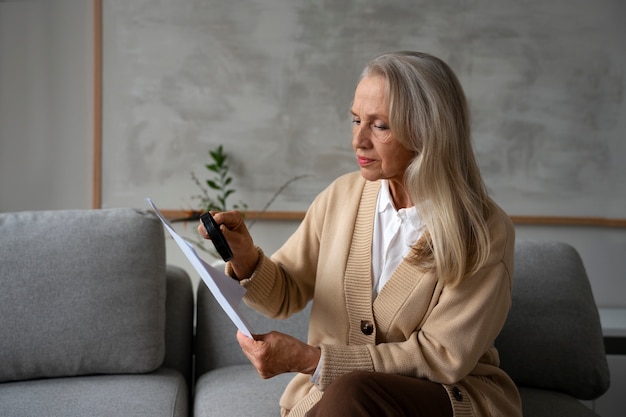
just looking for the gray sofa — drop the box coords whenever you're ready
[0,208,193,417]
[193,240,611,417]
[0,208,610,417]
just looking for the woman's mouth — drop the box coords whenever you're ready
[357,156,375,166]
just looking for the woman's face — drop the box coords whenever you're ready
[351,75,414,188]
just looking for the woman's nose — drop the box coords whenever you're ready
[352,125,370,148]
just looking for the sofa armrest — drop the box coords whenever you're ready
[163,265,194,388]
[495,240,610,400]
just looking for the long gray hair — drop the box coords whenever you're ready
[363,51,494,285]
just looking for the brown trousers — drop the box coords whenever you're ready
[305,371,453,417]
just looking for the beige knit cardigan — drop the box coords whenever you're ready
[239,172,522,417]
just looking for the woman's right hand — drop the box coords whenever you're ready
[197,210,259,280]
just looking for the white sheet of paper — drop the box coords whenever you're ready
[146,198,254,338]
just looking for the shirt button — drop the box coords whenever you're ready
[360,320,374,335]
[452,386,463,402]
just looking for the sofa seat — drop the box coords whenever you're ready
[518,387,600,417]
[195,371,603,417]
[0,368,188,417]
[194,364,292,417]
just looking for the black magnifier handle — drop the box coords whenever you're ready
[200,212,234,262]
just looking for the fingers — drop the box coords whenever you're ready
[237,331,271,379]
[212,210,246,231]
[236,329,256,345]
[198,210,258,279]
[236,330,277,379]
[197,223,209,239]
[197,210,246,240]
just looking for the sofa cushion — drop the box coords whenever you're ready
[0,368,187,417]
[0,208,166,383]
[194,364,292,417]
[495,240,610,400]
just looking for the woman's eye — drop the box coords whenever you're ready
[351,118,361,126]
[374,124,389,131]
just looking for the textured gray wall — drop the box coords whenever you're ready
[102,0,626,218]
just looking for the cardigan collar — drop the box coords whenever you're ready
[343,180,431,344]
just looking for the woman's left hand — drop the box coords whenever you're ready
[236,330,321,379]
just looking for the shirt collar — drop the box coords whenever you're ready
[378,180,395,213]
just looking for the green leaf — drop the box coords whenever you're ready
[206,180,220,190]
[211,145,226,165]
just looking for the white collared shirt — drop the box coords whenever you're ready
[371,180,425,300]
[312,180,425,384]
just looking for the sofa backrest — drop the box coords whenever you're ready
[0,208,167,383]
[495,240,610,400]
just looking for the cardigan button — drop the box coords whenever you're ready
[452,386,463,401]
[360,320,374,335]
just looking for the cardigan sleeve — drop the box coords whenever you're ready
[238,214,321,319]
[239,172,366,319]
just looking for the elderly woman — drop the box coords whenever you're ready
[199,51,522,417]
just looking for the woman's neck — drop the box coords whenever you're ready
[387,180,413,209]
